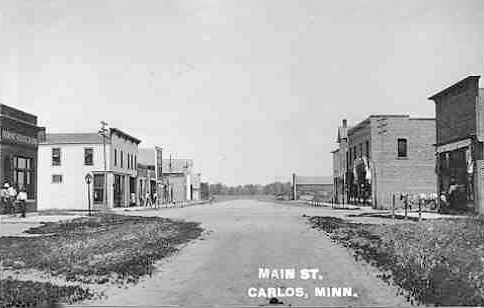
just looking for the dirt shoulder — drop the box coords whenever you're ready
[0,213,203,307]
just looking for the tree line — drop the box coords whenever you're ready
[209,182,293,196]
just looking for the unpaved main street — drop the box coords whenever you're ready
[89,200,411,307]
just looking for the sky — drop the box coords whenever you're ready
[1,0,484,186]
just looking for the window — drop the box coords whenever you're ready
[359,143,363,158]
[52,174,63,183]
[114,149,117,166]
[52,148,61,166]
[131,155,134,170]
[397,138,408,158]
[353,146,357,160]
[13,156,34,197]
[127,153,130,169]
[120,151,124,168]
[84,148,93,165]
[134,155,137,170]
[366,140,370,158]
[93,174,105,204]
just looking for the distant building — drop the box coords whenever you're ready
[0,104,45,212]
[38,128,141,210]
[191,173,202,201]
[292,174,333,201]
[200,182,210,200]
[162,158,194,203]
[331,119,350,204]
[429,76,484,214]
[346,115,436,209]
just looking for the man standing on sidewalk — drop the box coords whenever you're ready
[1,183,10,214]
[16,187,28,218]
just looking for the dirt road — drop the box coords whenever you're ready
[89,200,411,307]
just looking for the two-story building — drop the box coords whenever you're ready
[429,75,484,214]
[331,119,350,204]
[347,115,436,209]
[37,128,141,210]
[162,158,194,203]
[0,104,45,212]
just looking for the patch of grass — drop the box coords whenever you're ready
[309,216,484,306]
[0,213,203,305]
[0,278,94,307]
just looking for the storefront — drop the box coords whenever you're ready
[435,138,476,213]
[0,104,45,212]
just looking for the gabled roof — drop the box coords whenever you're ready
[42,133,106,145]
[295,176,332,185]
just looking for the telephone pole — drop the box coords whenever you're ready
[98,121,109,205]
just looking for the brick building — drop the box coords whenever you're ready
[331,119,350,204]
[429,75,484,214]
[347,115,436,209]
[0,104,45,212]
[292,174,333,201]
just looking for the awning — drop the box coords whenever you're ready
[436,138,471,153]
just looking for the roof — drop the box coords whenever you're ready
[428,76,480,101]
[295,176,332,185]
[348,114,413,135]
[42,133,105,145]
[110,128,141,145]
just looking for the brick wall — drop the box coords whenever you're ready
[370,117,436,208]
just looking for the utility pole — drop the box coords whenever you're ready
[99,121,109,205]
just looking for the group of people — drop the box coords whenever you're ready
[0,182,28,217]
[143,191,160,208]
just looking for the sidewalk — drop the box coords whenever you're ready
[0,212,85,237]
[112,200,207,212]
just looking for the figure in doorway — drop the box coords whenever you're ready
[145,191,153,208]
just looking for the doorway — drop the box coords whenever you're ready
[114,174,124,207]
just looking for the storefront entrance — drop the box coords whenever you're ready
[114,174,124,207]
[437,146,474,213]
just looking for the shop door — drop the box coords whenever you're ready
[114,175,123,207]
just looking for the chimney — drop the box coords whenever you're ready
[342,119,347,128]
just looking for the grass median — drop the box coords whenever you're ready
[309,216,484,306]
[0,213,203,307]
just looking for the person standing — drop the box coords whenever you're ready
[7,184,17,216]
[1,183,10,214]
[16,186,28,218]
[145,191,152,207]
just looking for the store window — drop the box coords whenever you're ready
[52,174,63,183]
[397,138,408,158]
[52,148,61,166]
[93,174,105,204]
[366,140,370,158]
[13,156,34,197]
[84,148,93,166]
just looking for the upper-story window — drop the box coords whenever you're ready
[120,150,124,168]
[84,148,93,165]
[52,148,61,166]
[114,149,117,166]
[134,155,137,170]
[127,153,130,169]
[366,140,370,158]
[131,155,134,170]
[397,138,408,158]
[359,143,363,158]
